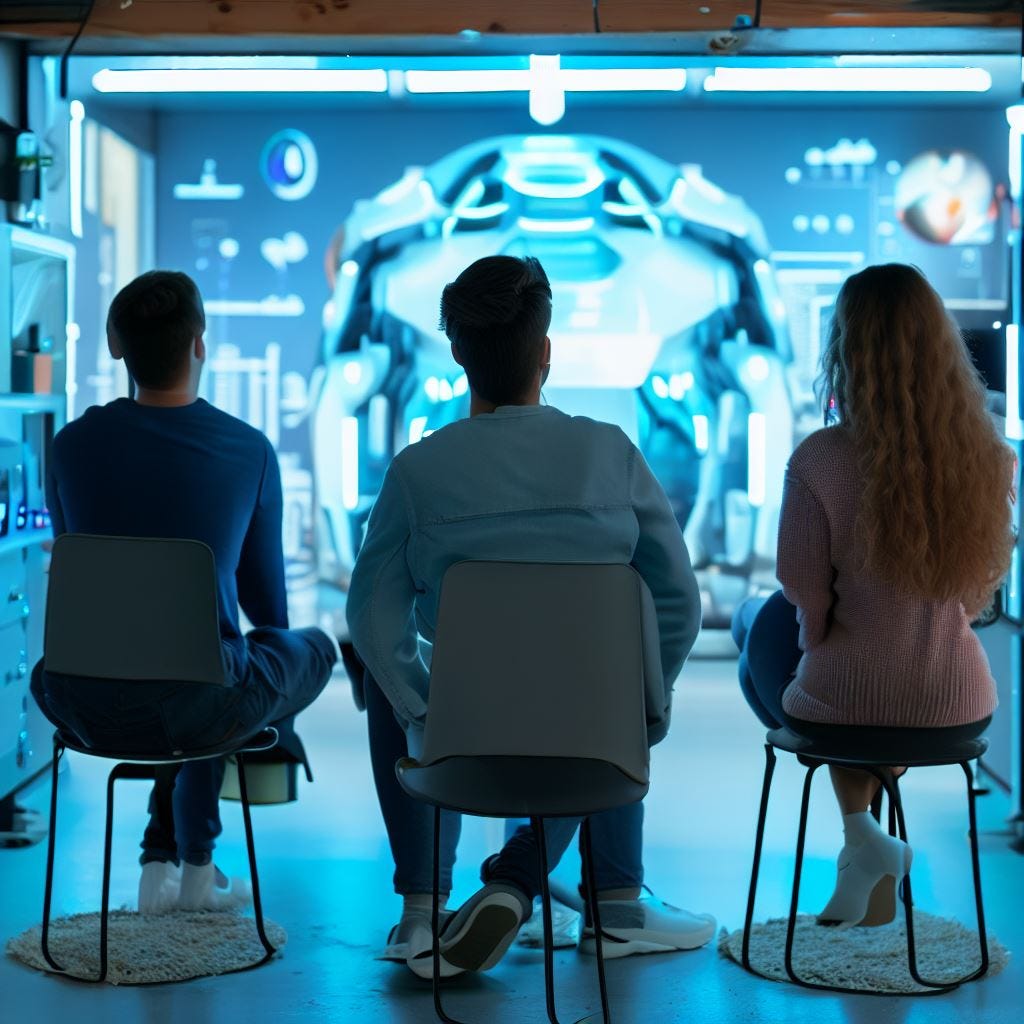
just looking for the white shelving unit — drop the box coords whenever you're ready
[0,224,73,806]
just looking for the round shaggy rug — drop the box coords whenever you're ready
[6,910,287,985]
[719,911,1008,993]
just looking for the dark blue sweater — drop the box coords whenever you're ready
[46,398,287,676]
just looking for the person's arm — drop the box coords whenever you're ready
[346,462,429,740]
[236,440,289,629]
[629,445,702,743]
[776,471,833,649]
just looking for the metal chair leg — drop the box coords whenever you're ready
[580,817,611,1024]
[431,804,463,1024]
[532,816,562,1024]
[95,764,122,983]
[869,787,884,825]
[782,762,818,985]
[235,752,276,965]
[40,739,64,974]
[741,743,776,973]
[961,760,990,982]
[874,768,958,993]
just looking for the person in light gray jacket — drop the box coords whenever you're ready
[347,255,711,978]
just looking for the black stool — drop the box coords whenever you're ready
[41,726,279,983]
[742,726,989,995]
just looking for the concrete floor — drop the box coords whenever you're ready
[1,659,1021,1023]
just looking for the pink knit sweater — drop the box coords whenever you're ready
[778,426,997,727]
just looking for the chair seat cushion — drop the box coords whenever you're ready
[396,755,649,818]
[767,726,988,767]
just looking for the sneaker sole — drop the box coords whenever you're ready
[406,949,467,980]
[441,897,522,972]
[579,929,715,959]
[517,932,578,950]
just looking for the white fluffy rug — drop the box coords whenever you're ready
[6,910,287,984]
[720,911,1008,993]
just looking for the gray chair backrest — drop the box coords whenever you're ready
[421,562,660,783]
[44,534,228,686]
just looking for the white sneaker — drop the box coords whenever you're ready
[516,897,581,949]
[439,884,529,972]
[178,863,252,912]
[138,861,182,915]
[378,914,466,980]
[579,893,716,958]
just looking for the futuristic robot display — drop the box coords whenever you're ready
[312,135,795,625]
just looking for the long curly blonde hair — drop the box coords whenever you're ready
[821,263,1015,611]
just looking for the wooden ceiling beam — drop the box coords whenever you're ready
[600,2,1020,31]
[0,1,592,38]
[0,0,1017,40]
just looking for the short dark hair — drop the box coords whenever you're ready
[107,270,205,389]
[439,256,552,405]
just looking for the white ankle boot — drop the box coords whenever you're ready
[178,863,252,912]
[818,815,913,928]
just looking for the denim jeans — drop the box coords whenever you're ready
[365,669,644,899]
[32,625,337,866]
[731,590,801,729]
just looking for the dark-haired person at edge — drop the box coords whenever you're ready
[347,255,715,979]
[31,271,338,914]
[732,263,1013,928]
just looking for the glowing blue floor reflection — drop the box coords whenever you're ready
[2,659,1022,1023]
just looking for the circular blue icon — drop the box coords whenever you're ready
[261,129,318,201]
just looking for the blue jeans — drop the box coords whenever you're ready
[365,669,644,899]
[731,591,802,729]
[501,806,644,895]
[32,625,336,866]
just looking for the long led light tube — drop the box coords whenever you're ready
[1006,325,1022,441]
[92,68,389,93]
[704,66,991,93]
[69,100,84,239]
[405,67,687,94]
[341,417,360,510]
[747,413,767,507]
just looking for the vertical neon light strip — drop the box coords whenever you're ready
[341,416,359,509]
[692,415,709,453]
[69,100,85,238]
[66,322,80,421]
[747,413,767,507]
[1008,325,1023,440]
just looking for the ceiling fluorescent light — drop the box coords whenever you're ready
[405,66,686,95]
[404,69,530,94]
[560,68,687,92]
[92,68,389,93]
[704,66,992,93]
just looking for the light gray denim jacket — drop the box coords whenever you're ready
[346,404,702,754]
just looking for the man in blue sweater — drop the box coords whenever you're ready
[348,255,713,978]
[32,271,337,913]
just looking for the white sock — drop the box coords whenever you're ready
[402,894,448,920]
[842,811,884,845]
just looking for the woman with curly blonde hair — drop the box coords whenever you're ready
[733,262,1015,928]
